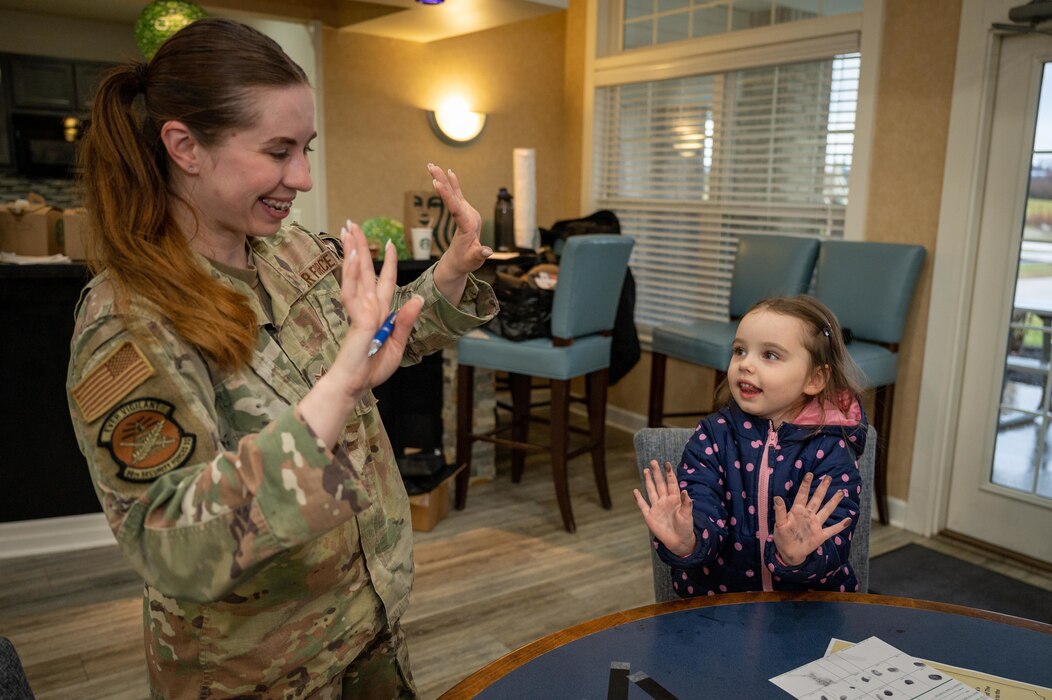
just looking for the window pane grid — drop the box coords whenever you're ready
[621,0,863,50]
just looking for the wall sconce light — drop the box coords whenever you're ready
[427,97,486,146]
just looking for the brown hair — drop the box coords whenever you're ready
[715,294,865,417]
[78,17,309,368]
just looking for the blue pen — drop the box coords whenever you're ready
[368,311,397,357]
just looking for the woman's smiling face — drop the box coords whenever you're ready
[189,84,315,243]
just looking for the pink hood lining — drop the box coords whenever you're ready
[791,390,861,427]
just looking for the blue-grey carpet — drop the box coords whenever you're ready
[869,544,1052,624]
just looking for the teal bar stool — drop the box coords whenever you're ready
[647,234,821,427]
[455,235,635,533]
[813,239,925,525]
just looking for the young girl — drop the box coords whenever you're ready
[634,295,868,596]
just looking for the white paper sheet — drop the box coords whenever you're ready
[770,636,988,699]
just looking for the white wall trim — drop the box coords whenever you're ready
[0,513,113,560]
[309,19,329,232]
[843,0,884,243]
[579,0,599,216]
[905,0,1010,536]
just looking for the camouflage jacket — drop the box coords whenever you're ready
[66,224,496,698]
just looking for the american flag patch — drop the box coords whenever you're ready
[72,341,156,423]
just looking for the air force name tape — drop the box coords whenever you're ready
[299,250,340,289]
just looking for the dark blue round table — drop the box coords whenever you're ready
[439,592,1052,699]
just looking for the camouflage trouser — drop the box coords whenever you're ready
[310,622,417,700]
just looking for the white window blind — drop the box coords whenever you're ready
[593,53,859,331]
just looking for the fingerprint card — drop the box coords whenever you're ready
[769,636,987,699]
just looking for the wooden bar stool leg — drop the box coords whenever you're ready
[587,368,612,509]
[455,364,475,510]
[648,352,667,427]
[550,379,575,533]
[509,372,531,483]
[873,383,894,525]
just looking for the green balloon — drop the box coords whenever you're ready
[361,217,411,261]
[134,0,207,60]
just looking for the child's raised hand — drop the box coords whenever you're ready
[633,460,697,557]
[772,472,852,566]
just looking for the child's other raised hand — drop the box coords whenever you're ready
[633,460,696,557]
[772,472,852,566]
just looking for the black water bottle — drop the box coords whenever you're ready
[494,187,515,251]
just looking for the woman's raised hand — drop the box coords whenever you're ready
[772,472,852,566]
[333,222,423,393]
[633,460,697,557]
[298,222,423,449]
[428,163,490,303]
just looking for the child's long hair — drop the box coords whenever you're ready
[715,294,865,416]
[78,18,309,369]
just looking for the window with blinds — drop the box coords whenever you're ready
[593,53,860,331]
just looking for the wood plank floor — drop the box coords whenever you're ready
[2,417,1051,699]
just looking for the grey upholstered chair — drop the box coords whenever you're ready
[633,425,876,603]
[0,636,33,700]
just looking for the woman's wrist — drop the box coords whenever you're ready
[298,372,363,449]
[433,254,469,305]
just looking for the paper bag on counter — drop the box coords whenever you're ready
[61,208,95,261]
[403,190,455,255]
[0,193,63,256]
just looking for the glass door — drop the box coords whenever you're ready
[946,32,1052,563]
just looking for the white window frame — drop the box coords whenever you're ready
[578,0,884,341]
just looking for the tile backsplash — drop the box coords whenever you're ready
[0,175,83,209]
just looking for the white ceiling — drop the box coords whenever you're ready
[0,0,567,42]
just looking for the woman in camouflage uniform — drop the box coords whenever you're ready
[66,18,495,699]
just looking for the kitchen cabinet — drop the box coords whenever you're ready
[7,55,114,113]
[0,263,99,522]
[11,56,77,110]
[74,61,110,111]
[0,55,11,167]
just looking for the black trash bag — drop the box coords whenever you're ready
[486,266,556,342]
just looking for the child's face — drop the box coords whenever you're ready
[727,309,827,426]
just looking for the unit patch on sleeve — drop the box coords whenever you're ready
[72,340,156,423]
[97,398,196,482]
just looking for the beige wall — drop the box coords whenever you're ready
[0,9,137,61]
[321,12,570,237]
[862,0,962,501]
[606,0,965,506]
